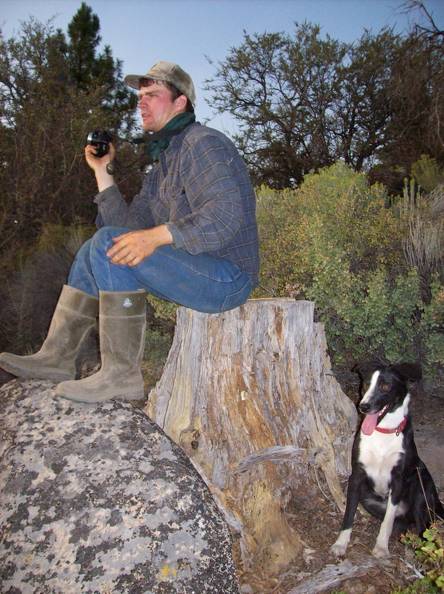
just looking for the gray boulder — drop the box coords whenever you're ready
[0,380,239,594]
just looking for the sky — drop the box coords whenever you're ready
[1,0,443,134]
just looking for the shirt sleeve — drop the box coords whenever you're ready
[166,134,244,254]
[94,183,155,230]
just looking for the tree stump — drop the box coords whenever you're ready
[145,299,358,577]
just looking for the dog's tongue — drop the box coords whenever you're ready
[361,413,379,435]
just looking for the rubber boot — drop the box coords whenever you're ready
[55,290,147,403]
[0,285,98,381]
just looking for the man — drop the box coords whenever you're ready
[0,61,259,404]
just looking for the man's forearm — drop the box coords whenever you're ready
[95,168,115,192]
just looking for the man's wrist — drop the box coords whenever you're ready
[95,167,114,192]
[154,224,174,247]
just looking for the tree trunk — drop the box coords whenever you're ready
[145,298,357,577]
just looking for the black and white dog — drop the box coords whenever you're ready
[331,363,444,559]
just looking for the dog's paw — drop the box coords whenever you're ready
[372,544,390,559]
[330,529,351,557]
[330,543,347,557]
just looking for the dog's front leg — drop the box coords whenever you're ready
[330,471,362,557]
[372,489,398,558]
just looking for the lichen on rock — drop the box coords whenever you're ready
[0,380,239,593]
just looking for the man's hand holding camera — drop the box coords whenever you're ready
[85,132,116,192]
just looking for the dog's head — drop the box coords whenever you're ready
[358,363,421,434]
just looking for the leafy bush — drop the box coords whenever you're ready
[142,329,174,391]
[394,523,444,593]
[255,162,444,372]
[411,155,444,193]
[0,222,95,353]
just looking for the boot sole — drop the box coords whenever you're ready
[56,388,145,404]
[0,361,74,382]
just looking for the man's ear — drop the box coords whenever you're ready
[175,94,188,112]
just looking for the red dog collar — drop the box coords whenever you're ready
[375,417,408,436]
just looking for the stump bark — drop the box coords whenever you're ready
[145,298,357,577]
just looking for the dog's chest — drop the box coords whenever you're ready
[358,433,404,496]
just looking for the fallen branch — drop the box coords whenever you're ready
[287,557,379,594]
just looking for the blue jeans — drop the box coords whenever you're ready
[68,226,253,313]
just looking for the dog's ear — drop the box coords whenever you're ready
[352,358,386,379]
[392,362,422,382]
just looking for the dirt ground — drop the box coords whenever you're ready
[235,376,444,594]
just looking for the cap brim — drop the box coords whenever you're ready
[124,72,196,106]
[124,73,165,90]
[124,74,144,89]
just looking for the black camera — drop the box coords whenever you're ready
[87,130,112,158]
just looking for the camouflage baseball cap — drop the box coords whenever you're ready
[124,61,196,106]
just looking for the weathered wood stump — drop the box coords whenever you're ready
[145,299,358,577]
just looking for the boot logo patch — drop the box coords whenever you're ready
[123,298,133,308]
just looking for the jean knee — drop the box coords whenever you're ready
[90,226,127,255]
[90,227,112,254]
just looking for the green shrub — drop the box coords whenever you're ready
[146,294,178,326]
[142,329,174,390]
[0,222,95,352]
[393,523,444,593]
[411,155,444,193]
[255,162,444,372]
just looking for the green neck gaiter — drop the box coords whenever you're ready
[145,112,196,162]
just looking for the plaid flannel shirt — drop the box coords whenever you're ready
[94,122,259,286]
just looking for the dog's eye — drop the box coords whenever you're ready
[380,382,391,392]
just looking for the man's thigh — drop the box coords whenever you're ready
[132,244,253,313]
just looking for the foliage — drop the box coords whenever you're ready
[411,155,444,193]
[401,180,444,306]
[255,162,444,371]
[206,20,444,192]
[206,24,391,188]
[256,162,403,298]
[142,329,173,391]
[0,222,95,353]
[145,294,178,328]
[393,522,444,593]
[376,22,444,190]
[0,5,140,249]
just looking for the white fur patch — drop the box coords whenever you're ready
[360,370,380,405]
[359,395,410,496]
[330,528,352,557]
[373,495,398,558]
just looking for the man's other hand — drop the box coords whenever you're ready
[107,226,173,267]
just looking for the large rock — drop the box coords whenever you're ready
[0,380,239,594]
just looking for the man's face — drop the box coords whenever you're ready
[137,80,184,132]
